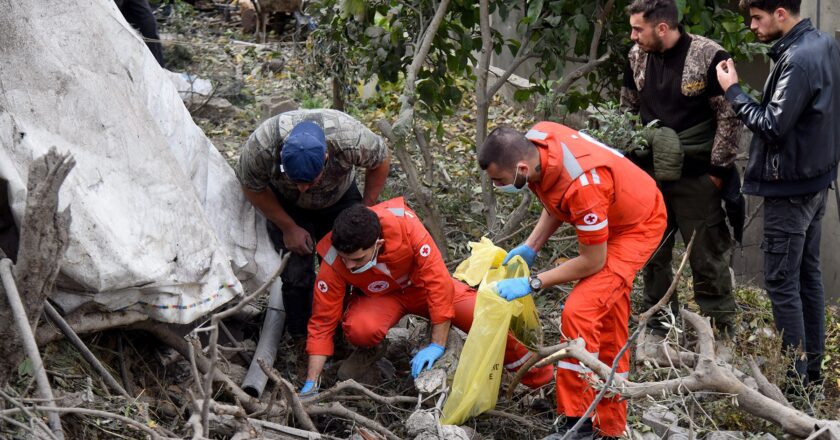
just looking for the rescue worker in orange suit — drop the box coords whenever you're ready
[479,124,667,439]
[298,198,554,395]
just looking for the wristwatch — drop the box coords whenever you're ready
[528,274,543,292]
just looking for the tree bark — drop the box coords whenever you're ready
[380,0,452,259]
[0,148,74,387]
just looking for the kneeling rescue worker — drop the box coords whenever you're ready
[479,124,667,438]
[299,198,554,394]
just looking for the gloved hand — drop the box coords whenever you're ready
[410,343,445,378]
[496,277,531,301]
[299,379,319,396]
[503,244,537,268]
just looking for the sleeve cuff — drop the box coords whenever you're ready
[306,338,334,357]
[708,165,731,178]
[724,83,745,103]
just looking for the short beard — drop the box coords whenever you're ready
[759,28,784,42]
[648,34,665,53]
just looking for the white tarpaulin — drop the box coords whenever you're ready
[0,0,281,323]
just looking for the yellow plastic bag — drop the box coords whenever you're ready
[440,282,521,425]
[441,239,544,425]
[453,237,506,286]
[453,238,543,350]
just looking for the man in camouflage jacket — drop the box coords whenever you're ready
[237,109,390,337]
[621,0,742,337]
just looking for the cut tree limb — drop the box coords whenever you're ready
[37,310,150,346]
[13,148,75,329]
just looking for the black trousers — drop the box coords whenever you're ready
[762,189,828,385]
[266,183,363,337]
[118,0,165,67]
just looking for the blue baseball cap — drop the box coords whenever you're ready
[279,121,327,183]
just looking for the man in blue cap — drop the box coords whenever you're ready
[237,109,391,338]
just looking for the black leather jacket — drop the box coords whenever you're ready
[725,19,840,197]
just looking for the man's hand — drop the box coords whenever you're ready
[503,244,537,268]
[410,343,445,377]
[715,59,739,93]
[283,224,314,255]
[299,379,319,396]
[496,277,531,301]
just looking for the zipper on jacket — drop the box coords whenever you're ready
[770,153,780,180]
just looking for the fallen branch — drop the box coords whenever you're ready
[37,310,150,346]
[0,259,63,439]
[484,409,535,426]
[43,302,130,399]
[747,356,790,407]
[258,359,317,432]
[131,320,284,417]
[0,388,58,440]
[552,310,837,438]
[0,406,163,440]
[302,378,417,407]
[200,253,290,436]
[306,402,399,440]
[248,418,340,439]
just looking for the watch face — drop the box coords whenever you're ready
[529,277,541,290]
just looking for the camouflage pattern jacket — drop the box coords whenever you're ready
[236,109,388,209]
[620,33,741,176]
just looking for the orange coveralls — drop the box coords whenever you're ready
[306,197,552,386]
[526,123,667,436]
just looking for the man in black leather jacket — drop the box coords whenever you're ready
[716,0,840,394]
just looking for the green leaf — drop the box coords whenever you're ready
[513,88,533,102]
[722,21,740,33]
[527,0,545,24]
[18,357,33,378]
[572,14,589,32]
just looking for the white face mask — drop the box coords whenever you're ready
[495,167,528,193]
[350,243,380,274]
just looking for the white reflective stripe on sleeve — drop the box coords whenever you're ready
[557,360,591,373]
[579,174,590,186]
[590,169,601,184]
[387,207,405,217]
[324,246,338,265]
[504,351,534,370]
[525,129,548,140]
[576,219,608,231]
[561,142,584,179]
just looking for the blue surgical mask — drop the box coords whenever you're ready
[350,243,380,274]
[496,167,528,193]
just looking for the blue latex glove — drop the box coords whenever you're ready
[299,379,318,396]
[496,277,531,301]
[410,343,445,378]
[503,244,537,268]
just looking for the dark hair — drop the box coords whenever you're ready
[627,0,679,28]
[332,204,381,253]
[739,0,800,14]
[477,126,535,170]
